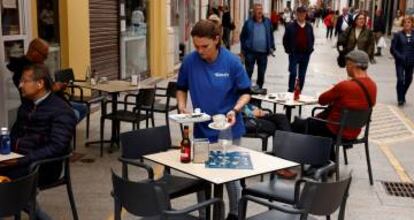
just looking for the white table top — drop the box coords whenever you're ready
[0,152,23,162]
[144,146,298,185]
[252,92,318,107]
[74,77,162,93]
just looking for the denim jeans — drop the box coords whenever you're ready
[245,52,268,88]
[395,63,414,102]
[288,53,311,92]
[70,101,88,123]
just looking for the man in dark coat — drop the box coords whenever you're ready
[0,64,77,186]
[283,6,315,92]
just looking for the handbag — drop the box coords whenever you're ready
[337,52,347,68]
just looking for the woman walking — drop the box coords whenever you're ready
[337,13,375,63]
[390,16,414,106]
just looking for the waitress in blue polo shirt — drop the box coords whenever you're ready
[176,20,251,220]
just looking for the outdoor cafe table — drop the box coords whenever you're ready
[0,152,23,162]
[252,92,318,121]
[74,78,162,150]
[143,145,298,220]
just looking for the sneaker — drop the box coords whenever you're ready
[276,169,298,179]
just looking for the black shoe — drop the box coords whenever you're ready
[398,101,405,106]
[374,52,382,56]
[226,214,238,220]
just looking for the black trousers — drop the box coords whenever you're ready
[247,113,291,136]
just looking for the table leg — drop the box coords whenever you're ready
[107,93,120,153]
[285,106,294,122]
[213,184,224,220]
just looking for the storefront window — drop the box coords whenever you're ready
[1,0,22,36]
[121,0,149,79]
[37,0,60,76]
[3,39,24,62]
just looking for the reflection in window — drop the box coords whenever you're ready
[125,0,147,36]
[1,0,21,35]
[4,40,24,62]
[37,0,60,43]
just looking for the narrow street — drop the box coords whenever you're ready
[35,25,414,220]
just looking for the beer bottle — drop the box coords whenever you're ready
[180,126,191,163]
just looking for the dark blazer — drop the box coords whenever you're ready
[390,30,414,66]
[338,27,375,60]
[11,93,77,166]
[335,14,353,35]
[283,21,315,54]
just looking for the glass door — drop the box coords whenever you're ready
[0,0,30,127]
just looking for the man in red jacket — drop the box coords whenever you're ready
[293,50,377,156]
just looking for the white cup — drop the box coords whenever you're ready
[194,108,201,114]
[100,76,108,83]
[276,93,286,100]
[212,114,226,128]
[131,75,138,86]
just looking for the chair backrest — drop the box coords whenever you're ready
[120,126,172,159]
[297,174,352,217]
[166,81,177,98]
[136,88,156,109]
[112,170,170,217]
[273,131,332,166]
[340,108,372,129]
[55,68,75,83]
[0,169,38,217]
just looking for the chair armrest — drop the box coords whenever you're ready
[262,108,273,114]
[118,157,154,179]
[313,161,336,181]
[29,154,71,172]
[311,106,327,117]
[241,195,306,215]
[67,84,85,99]
[308,117,340,126]
[163,198,224,217]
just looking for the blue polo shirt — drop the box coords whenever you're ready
[177,47,251,142]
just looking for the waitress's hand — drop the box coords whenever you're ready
[226,110,237,126]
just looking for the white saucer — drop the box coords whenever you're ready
[208,122,231,130]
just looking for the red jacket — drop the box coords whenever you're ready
[324,14,334,27]
[318,76,377,140]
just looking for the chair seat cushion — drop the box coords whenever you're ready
[142,214,198,220]
[243,179,296,204]
[158,174,209,199]
[104,110,150,122]
[142,103,177,112]
[247,210,301,220]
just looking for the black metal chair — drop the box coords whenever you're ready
[54,68,106,140]
[0,168,38,220]
[141,81,179,127]
[112,170,224,220]
[311,106,374,185]
[239,174,352,220]
[242,131,335,206]
[100,88,156,157]
[119,126,212,218]
[29,153,79,220]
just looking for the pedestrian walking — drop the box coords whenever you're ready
[336,7,353,36]
[374,9,386,56]
[222,5,233,49]
[390,16,414,106]
[324,10,335,39]
[337,13,375,64]
[392,10,404,34]
[283,6,315,92]
[240,3,275,88]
